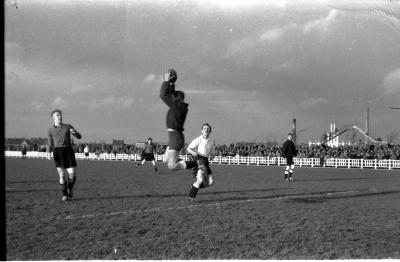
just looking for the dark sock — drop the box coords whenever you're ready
[154,166,158,172]
[60,183,68,196]
[67,177,76,191]
[185,160,198,169]
[189,185,199,198]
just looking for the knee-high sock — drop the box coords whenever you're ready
[68,176,76,191]
[285,166,290,178]
[60,183,68,196]
[289,164,294,177]
[189,185,199,198]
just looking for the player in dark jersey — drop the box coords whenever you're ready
[46,109,82,201]
[282,133,297,181]
[21,144,27,159]
[136,138,158,172]
[160,69,197,172]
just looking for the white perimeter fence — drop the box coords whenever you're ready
[5,151,400,170]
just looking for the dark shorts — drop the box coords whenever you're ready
[143,152,155,161]
[84,152,89,157]
[53,147,77,168]
[168,130,184,151]
[197,155,212,175]
[286,156,294,166]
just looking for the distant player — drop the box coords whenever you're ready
[160,68,197,172]
[136,138,158,172]
[46,109,82,201]
[187,123,215,200]
[84,145,90,160]
[21,144,27,159]
[282,133,297,181]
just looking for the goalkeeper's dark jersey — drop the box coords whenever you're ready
[282,139,297,158]
[160,81,188,132]
[47,123,81,150]
[143,143,156,154]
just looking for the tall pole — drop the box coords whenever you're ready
[365,104,370,144]
[292,118,296,144]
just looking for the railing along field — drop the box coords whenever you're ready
[5,151,400,170]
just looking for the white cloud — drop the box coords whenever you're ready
[276,60,295,71]
[303,9,339,34]
[259,28,283,41]
[89,96,116,109]
[224,22,297,62]
[119,98,135,109]
[226,27,284,59]
[71,84,93,93]
[5,42,23,59]
[142,73,164,93]
[88,95,135,110]
[299,97,329,110]
[383,68,400,95]
[28,100,44,111]
[143,74,157,84]
[5,57,32,87]
[193,0,288,11]
[51,96,68,109]
[225,38,255,59]
[185,88,223,95]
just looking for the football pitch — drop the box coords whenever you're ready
[5,158,400,259]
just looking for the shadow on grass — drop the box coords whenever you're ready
[6,189,59,193]
[198,189,400,204]
[287,189,400,203]
[73,187,294,201]
[6,188,90,193]
[60,188,400,204]
[296,177,377,182]
[6,180,55,184]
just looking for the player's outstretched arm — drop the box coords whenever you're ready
[160,80,175,108]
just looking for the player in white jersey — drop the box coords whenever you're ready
[83,145,90,160]
[187,123,215,200]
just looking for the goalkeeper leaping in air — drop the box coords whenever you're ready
[160,68,197,172]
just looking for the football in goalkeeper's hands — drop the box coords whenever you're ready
[168,68,177,83]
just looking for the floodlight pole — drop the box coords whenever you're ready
[292,118,296,144]
[365,104,369,144]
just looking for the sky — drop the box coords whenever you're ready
[5,0,400,145]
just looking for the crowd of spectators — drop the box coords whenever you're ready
[79,142,400,160]
[296,143,400,160]
[8,140,400,160]
[213,143,400,160]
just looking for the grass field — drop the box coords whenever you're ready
[5,158,400,259]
